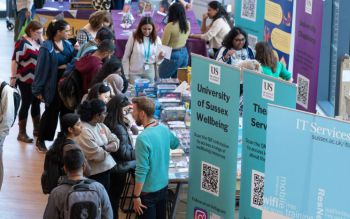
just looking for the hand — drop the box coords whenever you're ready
[105,143,117,152]
[202,13,208,21]
[74,42,80,50]
[158,51,165,60]
[133,197,147,215]
[9,78,16,87]
[36,95,44,102]
[185,3,192,10]
[25,10,31,19]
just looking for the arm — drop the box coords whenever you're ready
[161,23,171,46]
[199,19,223,42]
[0,86,15,134]
[169,129,180,150]
[77,128,109,162]
[114,125,135,161]
[156,37,164,62]
[102,124,120,152]
[98,184,114,219]
[279,62,292,82]
[43,193,60,219]
[32,47,50,99]
[201,13,209,33]
[122,35,134,79]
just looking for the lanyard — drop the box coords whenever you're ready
[143,38,151,63]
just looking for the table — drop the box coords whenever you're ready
[111,9,208,60]
[34,2,95,37]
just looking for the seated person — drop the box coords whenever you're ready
[43,149,113,219]
[255,42,292,82]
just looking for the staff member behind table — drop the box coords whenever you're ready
[189,1,232,57]
[32,19,75,153]
[215,27,255,65]
[161,2,190,78]
[131,97,179,218]
[255,42,293,82]
[122,16,164,84]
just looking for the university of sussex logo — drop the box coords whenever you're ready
[262,79,275,101]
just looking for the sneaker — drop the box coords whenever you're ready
[36,140,47,153]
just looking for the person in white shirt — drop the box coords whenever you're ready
[122,16,164,84]
[189,1,233,56]
[0,79,17,191]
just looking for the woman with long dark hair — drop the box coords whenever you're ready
[161,2,190,78]
[122,16,164,83]
[11,20,43,143]
[215,27,255,65]
[190,1,232,55]
[105,94,136,219]
[85,82,112,104]
[32,19,75,152]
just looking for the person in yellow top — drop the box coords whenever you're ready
[161,3,190,78]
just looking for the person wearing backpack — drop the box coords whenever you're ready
[41,113,91,194]
[43,148,113,219]
[32,19,75,153]
[0,78,19,191]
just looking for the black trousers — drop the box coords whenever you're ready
[89,169,111,192]
[109,170,127,219]
[17,80,41,121]
[38,90,72,141]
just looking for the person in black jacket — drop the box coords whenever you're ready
[104,94,136,219]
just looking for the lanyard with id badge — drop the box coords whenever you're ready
[144,38,151,71]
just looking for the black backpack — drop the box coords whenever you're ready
[41,139,75,194]
[61,179,102,219]
[58,68,83,111]
[0,82,21,127]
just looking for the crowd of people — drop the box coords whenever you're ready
[2,0,294,218]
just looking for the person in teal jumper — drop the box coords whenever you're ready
[131,96,179,219]
[255,41,293,82]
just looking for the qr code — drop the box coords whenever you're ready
[241,0,257,22]
[200,161,220,197]
[251,170,264,210]
[297,74,310,109]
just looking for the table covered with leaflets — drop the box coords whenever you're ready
[123,78,242,219]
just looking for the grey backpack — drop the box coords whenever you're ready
[63,179,102,219]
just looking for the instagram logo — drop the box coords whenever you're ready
[194,208,207,219]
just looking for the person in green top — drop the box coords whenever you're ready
[161,2,191,78]
[255,41,293,82]
[131,96,179,218]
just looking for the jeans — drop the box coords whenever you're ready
[139,186,168,219]
[169,47,188,78]
[0,136,6,191]
[14,8,27,41]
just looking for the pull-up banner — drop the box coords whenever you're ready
[239,70,296,219]
[187,54,240,219]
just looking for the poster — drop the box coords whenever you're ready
[234,0,265,48]
[293,0,323,113]
[239,70,296,219]
[264,0,294,69]
[187,54,240,219]
[263,105,350,218]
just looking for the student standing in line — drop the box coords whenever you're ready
[43,149,113,219]
[122,16,164,83]
[255,42,293,82]
[131,97,179,219]
[161,2,190,78]
[189,1,232,56]
[32,19,75,153]
[10,20,43,143]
